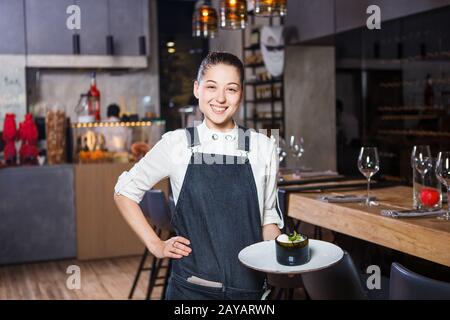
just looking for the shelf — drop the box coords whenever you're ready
[378,106,445,113]
[378,130,450,138]
[244,44,260,51]
[26,54,148,69]
[245,62,265,68]
[245,79,283,86]
[245,98,283,103]
[379,115,439,121]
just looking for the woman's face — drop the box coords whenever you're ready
[194,63,242,130]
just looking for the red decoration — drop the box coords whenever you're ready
[18,113,39,165]
[420,188,440,207]
[2,113,17,165]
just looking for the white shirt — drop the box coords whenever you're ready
[114,120,284,229]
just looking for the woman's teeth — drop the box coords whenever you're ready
[211,104,228,114]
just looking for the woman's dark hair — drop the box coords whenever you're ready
[196,51,244,85]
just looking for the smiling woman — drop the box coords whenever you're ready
[193,52,244,131]
[114,51,284,300]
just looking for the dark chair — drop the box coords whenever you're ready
[128,190,175,300]
[301,251,368,300]
[389,262,450,300]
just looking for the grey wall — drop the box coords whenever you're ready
[284,46,337,171]
[26,0,160,122]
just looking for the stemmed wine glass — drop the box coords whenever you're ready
[435,151,450,221]
[358,147,380,206]
[412,145,432,187]
[289,135,305,173]
[277,138,288,164]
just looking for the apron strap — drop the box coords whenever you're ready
[237,125,251,152]
[185,127,200,148]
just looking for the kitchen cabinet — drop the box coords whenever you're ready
[0,0,26,54]
[109,0,149,56]
[285,0,335,43]
[335,0,450,33]
[78,0,109,55]
[79,0,149,56]
[25,0,74,55]
[25,0,149,56]
[286,0,450,44]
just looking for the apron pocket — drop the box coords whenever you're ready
[187,275,223,288]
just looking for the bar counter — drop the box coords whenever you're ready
[0,162,168,265]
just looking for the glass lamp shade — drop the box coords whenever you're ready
[254,0,286,17]
[220,0,247,30]
[192,4,218,38]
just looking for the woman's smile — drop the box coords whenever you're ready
[210,103,229,115]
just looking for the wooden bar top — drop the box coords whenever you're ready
[287,185,450,267]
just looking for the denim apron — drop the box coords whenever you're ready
[165,125,266,300]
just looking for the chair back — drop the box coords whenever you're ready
[301,251,368,300]
[389,263,450,300]
[140,189,172,231]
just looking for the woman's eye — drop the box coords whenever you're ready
[227,88,238,93]
[207,86,216,90]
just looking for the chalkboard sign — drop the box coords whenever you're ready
[0,56,27,131]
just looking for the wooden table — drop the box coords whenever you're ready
[287,185,450,268]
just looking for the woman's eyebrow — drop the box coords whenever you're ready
[227,82,240,86]
[205,80,217,83]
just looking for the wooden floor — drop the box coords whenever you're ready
[0,255,168,300]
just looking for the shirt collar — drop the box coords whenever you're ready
[198,119,239,141]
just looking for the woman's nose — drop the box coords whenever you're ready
[216,90,226,103]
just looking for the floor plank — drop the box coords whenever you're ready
[0,255,164,300]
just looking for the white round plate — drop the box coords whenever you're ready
[238,239,344,274]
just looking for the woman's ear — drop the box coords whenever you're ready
[193,80,199,99]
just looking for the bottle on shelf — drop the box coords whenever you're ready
[88,72,101,121]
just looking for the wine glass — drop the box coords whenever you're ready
[276,138,287,182]
[289,135,305,174]
[412,145,432,187]
[358,147,380,206]
[435,151,450,220]
[289,135,305,158]
[277,137,288,164]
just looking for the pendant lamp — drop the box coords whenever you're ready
[253,0,286,17]
[192,0,218,38]
[220,0,247,30]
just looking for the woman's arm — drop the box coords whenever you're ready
[262,223,282,240]
[113,131,191,259]
[261,137,285,238]
[114,194,191,259]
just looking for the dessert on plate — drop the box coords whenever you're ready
[275,231,310,266]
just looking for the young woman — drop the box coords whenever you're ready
[114,52,284,300]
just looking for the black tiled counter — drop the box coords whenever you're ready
[0,164,76,265]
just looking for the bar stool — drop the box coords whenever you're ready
[128,190,175,300]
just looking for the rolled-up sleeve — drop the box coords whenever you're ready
[262,137,284,229]
[114,133,172,203]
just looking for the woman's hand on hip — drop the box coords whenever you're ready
[150,236,192,259]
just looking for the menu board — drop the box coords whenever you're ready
[0,56,27,131]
